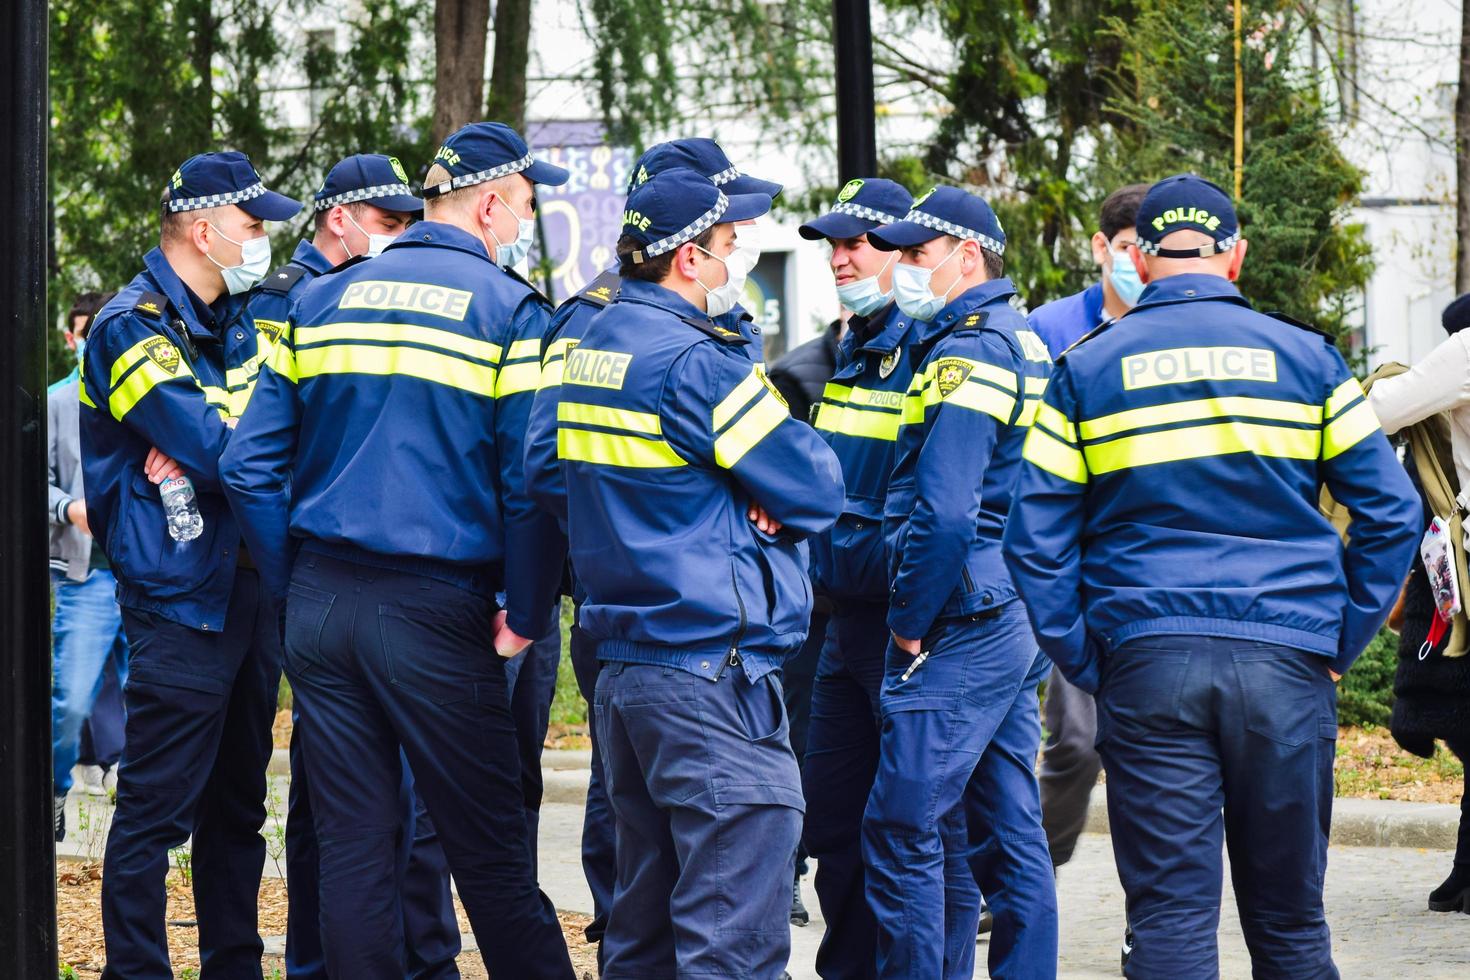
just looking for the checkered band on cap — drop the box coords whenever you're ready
[422,152,533,198]
[831,201,902,225]
[903,208,1005,256]
[1136,231,1240,257]
[707,165,739,186]
[634,191,731,262]
[315,183,416,211]
[166,182,267,213]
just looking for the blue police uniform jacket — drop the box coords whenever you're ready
[535,277,844,681]
[1028,281,1104,358]
[248,240,334,353]
[79,248,263,631]
[1002,273,1421,693]
[884,277,1053,640]
[808,302,918,601]
[219,221,564,638]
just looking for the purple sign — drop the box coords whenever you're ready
[526,121,634,303]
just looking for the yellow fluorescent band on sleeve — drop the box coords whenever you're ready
[814,403,901,441]
[109,361,185,421]
[495,361,542,397]
[942,379,1017,422]
[1034,402,1077,443]
[1022,426,1088,483]
[714,392,788,467]
[557,428,686,468]
[713,368,768,431]
[1325,377,1366,419]
[507,338,543,361]
[1322,400,1381,460]
[558,401,663,435]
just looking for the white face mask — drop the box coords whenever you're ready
[206,223,272,294]
[892,242,964,321]
[342,210,398,259]
[835,253,896,318]
[694,244,750,318]
[487,196,536,268]
[735,222,762,263]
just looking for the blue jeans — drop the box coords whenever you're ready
[862,603,1058,979]
[1098,636,1339,979]
[51,568,128,794]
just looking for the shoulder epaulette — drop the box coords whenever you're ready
[953,310,991,334]
[501,265,550,305]
[1265,310,1332,339]
[257,264,310,294]
[132,291,169,320]
[577,271,621,308]
[680,315,749,345]
[1055,318,1117,363]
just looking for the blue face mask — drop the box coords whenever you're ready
[1108,248,1146,306]
[835,254,895,318]
[893,243,963,322]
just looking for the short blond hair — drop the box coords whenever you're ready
[422,166,521,219]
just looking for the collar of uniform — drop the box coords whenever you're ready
[290,238,335,276]
[142,247,224,340]
[615,277,715,323]
[918,276,1017,342]
[386,220,493,264]
[1131,272,1247,313]
[854,302,910,354]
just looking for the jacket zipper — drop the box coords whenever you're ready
[718,563,748,679]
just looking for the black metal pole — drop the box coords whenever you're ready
[833,0,878,181]
[0,0,56,975]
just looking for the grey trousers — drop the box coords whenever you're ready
[1039,665,1103,867]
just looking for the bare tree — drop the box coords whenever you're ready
[433,0,490,143]
[486,0,532,132]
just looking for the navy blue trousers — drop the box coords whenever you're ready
[283,547,573,980]
[505,615,563,866]
[863,603,1058,980]
[1098,636,1340,979]
[800,600,888,979]
[101,569,281,980]
[596,662,804,979]
[570,622,616,963]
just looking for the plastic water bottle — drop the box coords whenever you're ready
[160,475,204,542]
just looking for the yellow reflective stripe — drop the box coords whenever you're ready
[1084,422,1320,475]
[1016,398,1039,427]
[109,360,181,421]
[542,338,576,367]
[295,344,496,396]
[294,322,501,364]
[558,401,663,435]
[714,392,787,467]
[1078,396,1323,441]
[507,338,542,361]
[496,361,541,397]
[79,380,97,409]
[713,368,767,431]
[1023,426,1088,483]
[538,359,564,390]
[1034,403,1076,443]
[265,338,298,384]
[943,380,1016,422]
[1325,378,1365,419]
[1024,376,1049,396]
[827,383,906,410]
[814,403,901,441]
[1322,400,1381,460]
[200,384,229,408]
[557,428,686,468]
[946,357,1017,393]
[109,337,196,388]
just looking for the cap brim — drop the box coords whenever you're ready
[240,189,305,221]
[525,159,570,186]
[362,192,425,215]
[798,212,879,241]
[722,192,773,224]
[867,220,942,251]
[726,174,783,199]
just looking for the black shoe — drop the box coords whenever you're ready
[976,908,993,938]
[1428,862,1470,913]
[54,793,67,843]
[790,875,809,926]
[1120,924,1134,973]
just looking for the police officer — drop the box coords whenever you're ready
[79,151,301,979]
[789,176,919,978]
[531,167,842,978]
[220,122,575,979]
[522,136,784,962]
[861,186,1059,979]
[1003,174,1421,977]
[242,153,463,980]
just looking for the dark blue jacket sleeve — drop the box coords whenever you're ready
[1317,348,1421,673]
[219,332,301,605]
[497,298,568,638]
[84,311,234,492]
[1001,366,1101,692]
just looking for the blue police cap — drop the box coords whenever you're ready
[867,185,1006,255]
[163,151,302,221]
[1135,173,1240,257]
[314,154,423,214]
[621,168,772,264]
[798,178,913,241]
[422,122,569,200]
[628,138,783,200]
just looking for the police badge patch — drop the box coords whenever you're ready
[878,349,900,379]
[837,178,864,203]
[934,357,972,398]
[142,337,181,375]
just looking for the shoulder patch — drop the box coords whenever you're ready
[1265,310,1332,339]
[578,270,621,307]
[258,264,309,294]
[933,357,973,397]
[680,315,750,345]
[133,291,168,320]
[141,336,181,375]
